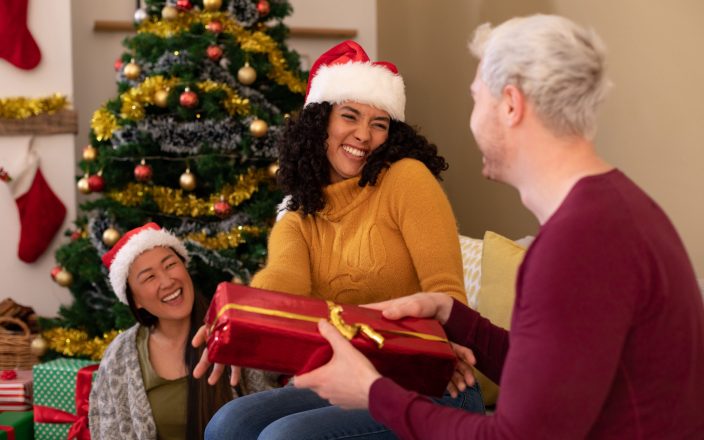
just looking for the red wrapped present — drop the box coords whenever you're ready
[0,370,32,412]
[205,283,456,396]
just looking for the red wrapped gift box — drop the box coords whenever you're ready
[0,370,32,412]
[205,283,456,396]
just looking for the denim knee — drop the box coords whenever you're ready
[433,381,485,414]
[205,397,260,440]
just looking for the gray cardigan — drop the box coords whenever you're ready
[89,325,157,440]
[88,324,279,439]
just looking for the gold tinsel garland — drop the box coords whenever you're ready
[42,327,121,360]
[185,225,267,250]
[92,76,252,139]
[197,79,252,116]
[137,11,306,94]
[91,107,119,141]
[120,75,178,120]
[0,94,70,120]
[106,167,269,217]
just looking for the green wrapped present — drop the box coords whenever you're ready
[32,358,98,440]
[0,410,33,440]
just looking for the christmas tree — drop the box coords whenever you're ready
[43,0,306,359]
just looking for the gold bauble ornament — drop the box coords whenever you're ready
[231,275,244,284]
[55,269,73,287]
[267,162,279,177]
[102,227,121,247]
[179,168,197,191]
[237,63,257,85]
[249,119,268,138]
[77,174,91,194]
[154,89,170,108]
[203,0,223,12]
[123,59,141,80]
[82,145,97,161]
[30,336,48,357]
[161,5,178,21]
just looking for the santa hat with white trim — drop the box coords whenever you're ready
[304,40,406,121]
[101,222,189,305]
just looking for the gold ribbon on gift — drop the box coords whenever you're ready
[212,301,448,349]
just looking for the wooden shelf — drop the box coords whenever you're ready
[93,20,356,38]
[0,109,78,136]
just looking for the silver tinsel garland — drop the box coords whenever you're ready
[172,213,254,236]
[228,0,259,28]
[143,49,192,76]
[185,243,246,280]
[110,114,280,160]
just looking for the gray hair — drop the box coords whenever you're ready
[469,14,611,140]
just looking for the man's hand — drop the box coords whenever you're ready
[191,324,241,386]
[294,320,381,409]
[364,292,455,324]
[365,293,474,397]
[447,342,476,397]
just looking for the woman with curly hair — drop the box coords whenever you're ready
[199,40,484,440]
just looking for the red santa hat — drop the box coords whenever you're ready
[101,222,189,305]
[304,40,406,121]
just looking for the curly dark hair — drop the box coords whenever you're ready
[277,102,448,215]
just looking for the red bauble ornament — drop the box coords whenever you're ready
[206,20,223,34]
[88,173,105,192]
[70,230,82,241]
[176,0,193,10]
[50,265,62,280]
[206,45,223,61]
[179,87,199,108]
[134,159,153,182]
[257,0,270,16]
[114,58,123,72]
[213,196,232,218]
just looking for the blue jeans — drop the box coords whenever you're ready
[205,383,484,440]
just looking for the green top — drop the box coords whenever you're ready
[136,326,188,440]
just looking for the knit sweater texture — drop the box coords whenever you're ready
[251,158,466,305]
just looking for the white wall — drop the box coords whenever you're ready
[286,0,377,68]
[0,0,75,317]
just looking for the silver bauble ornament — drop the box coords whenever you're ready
[134,8,148,24]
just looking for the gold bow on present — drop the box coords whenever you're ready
[211,300,448,349]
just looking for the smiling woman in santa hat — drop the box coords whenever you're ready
[87,223,237,440]
[199,40,484,440]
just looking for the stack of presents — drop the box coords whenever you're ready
[1,298,97,440]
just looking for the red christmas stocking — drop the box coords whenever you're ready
[1,136,66,263]
[0,0,41,70]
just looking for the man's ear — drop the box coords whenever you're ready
[502,84,525,127]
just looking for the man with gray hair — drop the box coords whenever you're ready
[293,14,704,439]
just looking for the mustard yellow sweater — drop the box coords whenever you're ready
[251,158,466,305]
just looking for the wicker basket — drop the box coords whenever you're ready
[0,316,39,369]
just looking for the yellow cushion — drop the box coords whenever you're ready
[474,231,526,406]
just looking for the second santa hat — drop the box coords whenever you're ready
[304,40,406,121]
[101,222,189,305]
